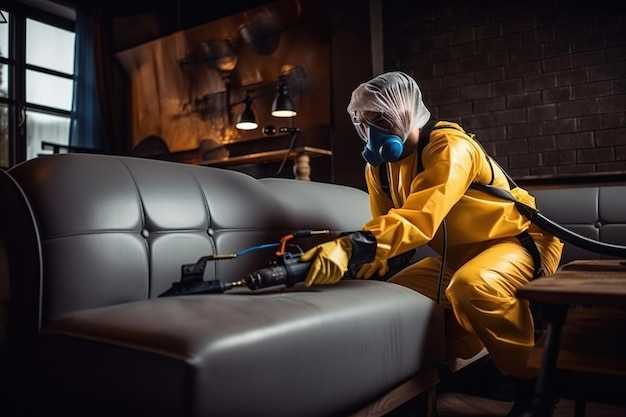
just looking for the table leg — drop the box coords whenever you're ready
[574,399,587,417]
[523,304,568,417]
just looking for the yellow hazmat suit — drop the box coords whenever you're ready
[363,121,563,378]
[302,71,563,379]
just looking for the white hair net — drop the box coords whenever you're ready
[347,71,431,142]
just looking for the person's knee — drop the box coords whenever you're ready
[445,270,480,309]
[445,267,510,329]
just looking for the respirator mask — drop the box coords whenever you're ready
[361,126,404,167]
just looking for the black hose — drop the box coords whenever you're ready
[437,220,447,304]
[532,212,626,258]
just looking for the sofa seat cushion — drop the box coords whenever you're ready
[40,280,444,417]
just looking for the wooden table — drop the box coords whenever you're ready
[516,259,626,417]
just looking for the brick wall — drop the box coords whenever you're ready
[381,0,626,181]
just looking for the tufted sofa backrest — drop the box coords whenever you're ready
[0,154,372,334]
[10,155,622,339]
[532,186,626,265]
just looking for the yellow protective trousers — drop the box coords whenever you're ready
[389,226,563,379]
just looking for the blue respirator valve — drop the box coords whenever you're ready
[362,126,404,167]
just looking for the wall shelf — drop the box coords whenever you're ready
[196,146,331,167]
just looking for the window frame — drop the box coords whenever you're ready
[0,1,75,168]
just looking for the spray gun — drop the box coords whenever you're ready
[159,230,330,297]
[159,229,417,297]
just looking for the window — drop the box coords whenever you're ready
[0,4,75,168]
[0,11,8,167]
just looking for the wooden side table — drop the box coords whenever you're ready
[516,260,626,417]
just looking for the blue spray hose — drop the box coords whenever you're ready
[236,243,281,257]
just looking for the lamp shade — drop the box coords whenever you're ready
[201,39,238,73]
[236,96,258,130]
[271,81,297,117]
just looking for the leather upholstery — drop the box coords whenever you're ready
[4,153,619,416]
[532,186,626,264]
[0,154,444,417]
[41,281,442,417]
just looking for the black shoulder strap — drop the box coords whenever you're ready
[379,163,390,201]
[417,120,437,172]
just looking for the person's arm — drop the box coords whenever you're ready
[301,130,485,286]
[364,133,481,261]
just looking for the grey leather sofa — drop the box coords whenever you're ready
[0,154,444,417]
[1,153,624,417]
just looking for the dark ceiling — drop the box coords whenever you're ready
[50,0,273,19]
[46,0,279,38]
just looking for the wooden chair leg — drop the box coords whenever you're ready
[424,386,437,417]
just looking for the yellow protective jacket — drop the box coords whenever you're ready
[363,121,539,262]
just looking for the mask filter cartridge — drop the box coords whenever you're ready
[361,126,404,167]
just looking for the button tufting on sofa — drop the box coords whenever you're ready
[4,154,622,416]
[0,153,445,417]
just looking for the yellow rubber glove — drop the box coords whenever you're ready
[300,237,352,286]
[355,259,389,280]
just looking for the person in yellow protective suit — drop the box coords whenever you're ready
[299,71,563,417]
